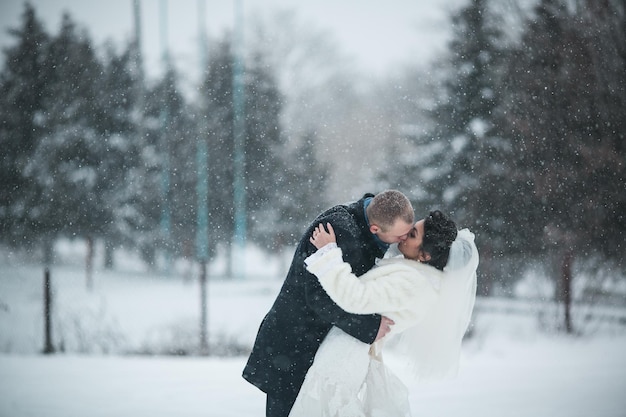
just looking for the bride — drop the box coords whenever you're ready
[288,210,479,417]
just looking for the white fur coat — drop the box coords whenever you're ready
[305,229,478,381]
[305,244,442,338]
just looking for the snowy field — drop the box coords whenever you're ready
[1,241,626,417]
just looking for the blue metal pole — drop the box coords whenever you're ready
[232,0,246,279]
[197,0,210,354]
[159,0,172,275]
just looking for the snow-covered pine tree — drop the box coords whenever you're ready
[390,0,510,294]
[500,0,626,330]
[97,42,142,269]
[0,4,50,251]
[22,13,110,271]
[198,33,289,271]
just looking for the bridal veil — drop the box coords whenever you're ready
[396,228,479,382]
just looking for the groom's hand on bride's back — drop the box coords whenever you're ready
[375,316,395,341]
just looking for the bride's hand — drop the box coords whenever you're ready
[310,223,336,249]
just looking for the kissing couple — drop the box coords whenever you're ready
[243,190,479,417]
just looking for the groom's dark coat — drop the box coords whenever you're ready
[243,193,384,402]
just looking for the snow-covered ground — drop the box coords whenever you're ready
[2,336,625,417]
[1,241,626,417]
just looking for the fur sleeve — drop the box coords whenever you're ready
[306,247,436,315]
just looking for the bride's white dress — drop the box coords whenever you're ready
[288,327,410,417]
[288,229,479,417]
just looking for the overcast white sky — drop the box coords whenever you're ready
[0,0,468,79]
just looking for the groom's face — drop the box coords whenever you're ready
[372,219,414,244]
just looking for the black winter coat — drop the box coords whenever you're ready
[242,194,384,400]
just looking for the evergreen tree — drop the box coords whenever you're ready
[97,42,143,268]
[201,38,236,254]
[160,67,198,260]
[501,0,626,268]
[261,130,331,251]
[23,13,109,257]
[199,35,286,254]
[127,65,185,268]
[577,0,626,262]
[391,0,510,293]
[0,4,50,248]
[243,50,286,247]
[429,0,506,221]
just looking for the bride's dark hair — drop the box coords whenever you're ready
[423,210,457,271]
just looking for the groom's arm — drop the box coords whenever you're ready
[304,266,381,344]
[302,222,381,344]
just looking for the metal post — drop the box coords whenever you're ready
[43,268,55,354]
[159,0,172,274]
[132,0,143,73]
[199,262,209,354]
[232,0,246,279]
[197,0,210,354]
[132,0,145,114]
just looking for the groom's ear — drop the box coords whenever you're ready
[422,251,432,262]
[369,224,380,235]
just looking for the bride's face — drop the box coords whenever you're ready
[397,219,430,262]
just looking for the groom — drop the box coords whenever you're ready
[243,190,415,417]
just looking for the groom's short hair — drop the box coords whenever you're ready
[368,190,414,231]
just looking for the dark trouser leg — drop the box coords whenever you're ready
[266,393,297,417]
